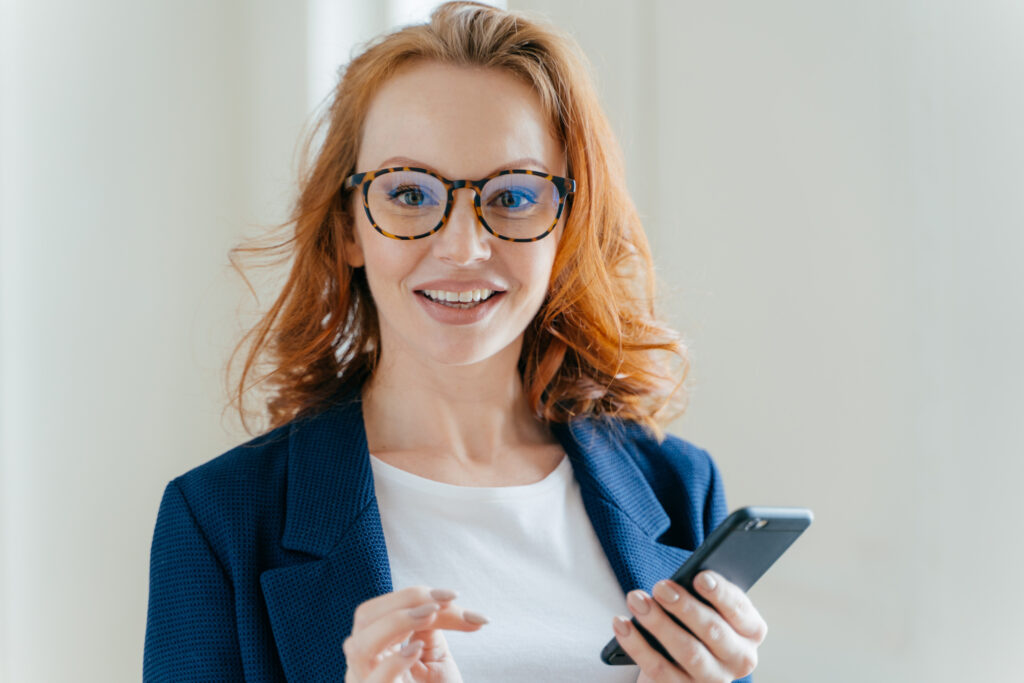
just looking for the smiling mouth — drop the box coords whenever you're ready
[417,289,502,309]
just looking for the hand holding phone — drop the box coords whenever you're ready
[601,506,813,671]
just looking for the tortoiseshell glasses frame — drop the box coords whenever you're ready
[342,166,576,242]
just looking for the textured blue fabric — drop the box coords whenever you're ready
[144,394,749,682]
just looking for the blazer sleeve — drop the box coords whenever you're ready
[143,479,245,681]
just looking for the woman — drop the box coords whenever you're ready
[144,3,766,681]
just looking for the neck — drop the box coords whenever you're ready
[360,341,555,467]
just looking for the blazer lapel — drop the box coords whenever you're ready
[260,395,393,681]
[552,420,692,595]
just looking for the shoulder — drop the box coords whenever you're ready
[598,418,721,491]
[172,422,292,512]
[157,396,368,555]
[154,422,295,561]
[574,417,728,546]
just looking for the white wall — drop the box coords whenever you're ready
[0,1,310,680]
[512,0,1024,680]
[2,1,1021,681]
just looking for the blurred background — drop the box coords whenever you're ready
[2,0,1022,680]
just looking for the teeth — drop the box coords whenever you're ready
[422,288,495,303]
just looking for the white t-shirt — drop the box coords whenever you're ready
[369,452,639,682]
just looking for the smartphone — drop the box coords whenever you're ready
[601,506,813,666]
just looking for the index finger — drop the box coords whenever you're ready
[692,571,767,643]
[351,585,457,631]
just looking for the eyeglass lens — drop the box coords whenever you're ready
[365,171,560,239]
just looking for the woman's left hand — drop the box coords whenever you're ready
[612,570,767,682]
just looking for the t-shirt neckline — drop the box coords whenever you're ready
[368,452,571,500]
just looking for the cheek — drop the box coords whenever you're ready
[359,233,426,302]
[519,247,558,303]
[362,245,403,293]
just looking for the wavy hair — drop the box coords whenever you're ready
[227,1,689,439]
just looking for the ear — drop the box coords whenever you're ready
[342,232,365,268]
[339,194,366,267]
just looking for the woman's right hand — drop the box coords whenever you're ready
[343,585,489,682]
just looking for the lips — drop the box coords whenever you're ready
[410,278,508,324]
[414,288,505,324]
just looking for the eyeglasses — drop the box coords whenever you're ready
[342,167,576,242]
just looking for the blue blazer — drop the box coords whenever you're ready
[144,393,741,682]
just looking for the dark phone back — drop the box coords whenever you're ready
[601,506,813,666]
[672,506,813,594]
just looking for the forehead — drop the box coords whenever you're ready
[357,61,564,177]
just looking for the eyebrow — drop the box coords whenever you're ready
[375,156,552,177]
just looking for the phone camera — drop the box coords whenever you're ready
[743,518,769,531]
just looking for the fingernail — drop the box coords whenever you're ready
[627,590,651,615]
[400,639,423,657]
[409,603,440,619]
[430,588,458,602]
[700,571,718,591]
[463,609,490,625]
[613,616,632,636]
[653,580,680,603]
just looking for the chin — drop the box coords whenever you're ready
[409,325,523,368]
[426,339,513,368]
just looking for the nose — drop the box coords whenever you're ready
[432,187,491,265]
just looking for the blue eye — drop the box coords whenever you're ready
[491,188,537,210]
[389,184,440,207]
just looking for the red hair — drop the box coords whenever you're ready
[227,1,689,438]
